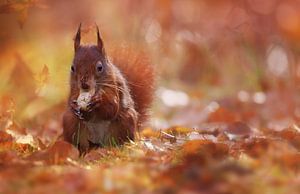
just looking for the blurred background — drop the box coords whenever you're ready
[1,0,300,140]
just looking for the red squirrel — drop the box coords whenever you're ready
[62,24,155,154]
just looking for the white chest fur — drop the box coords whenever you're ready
[85,120,111,144]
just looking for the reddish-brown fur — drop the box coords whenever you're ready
[63,25,155,154]
[109,47,155,126]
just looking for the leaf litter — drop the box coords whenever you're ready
[1,113,300,194]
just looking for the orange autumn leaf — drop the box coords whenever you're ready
[35,64,49,94]
[141,127,160,138]
[0,130,13,143]
[165,126,192,136]
[0,0,47,27]
[0,2,29,14]
[182,140,228,159]
[280,153,300,171]
[207,107,239,123]
[241,138,270,158]
[27,140,79,165]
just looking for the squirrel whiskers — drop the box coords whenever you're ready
[62,24,155,154]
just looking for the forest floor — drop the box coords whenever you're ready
[1,97,300,194]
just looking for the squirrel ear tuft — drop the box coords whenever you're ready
[96,24,105,54]
[74,23,81,52]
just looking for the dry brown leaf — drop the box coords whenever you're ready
[165,126,192,136]
[280,153,300,171]
[208,107,239,123]
[141,127,160,138]
[182,140,229,160]
[84,148,110,162]
[242,137,270,158]
[0,130,13,143]
[27,140,79,165]
[35,64,49,94]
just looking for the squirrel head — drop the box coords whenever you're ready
[70,24,113,94]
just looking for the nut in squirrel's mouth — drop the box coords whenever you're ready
[77,88,95,110]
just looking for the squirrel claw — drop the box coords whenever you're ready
[86,102,93,110]
[74,110,84,120]
[86,102,97,113]
[71,105,84,120]
[86,97,101,112]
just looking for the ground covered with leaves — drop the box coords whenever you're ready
[2,101,300,194]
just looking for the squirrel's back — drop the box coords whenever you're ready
[109,46,155,127]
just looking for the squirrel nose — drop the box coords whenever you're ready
[81,82,90,90]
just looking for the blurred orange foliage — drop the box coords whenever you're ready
[0,0,300,193]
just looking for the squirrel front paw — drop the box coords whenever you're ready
[86,95,102,113]
[70,100,92,121]
[70,100,83,119]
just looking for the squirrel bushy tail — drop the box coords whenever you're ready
[109,46,155,127]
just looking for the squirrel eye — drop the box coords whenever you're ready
[96,62,103,73]
[71,65,75,73]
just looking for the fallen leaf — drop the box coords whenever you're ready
[225,121,252,140]
[141,127,160,138]
[35,64,49,94]
[0,130,13,143]
[242,137,270,158]
[27,140,79,165]
[182,140,229,160]
[207,107,239,123]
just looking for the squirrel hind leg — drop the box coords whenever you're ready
[108,108,137,145]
